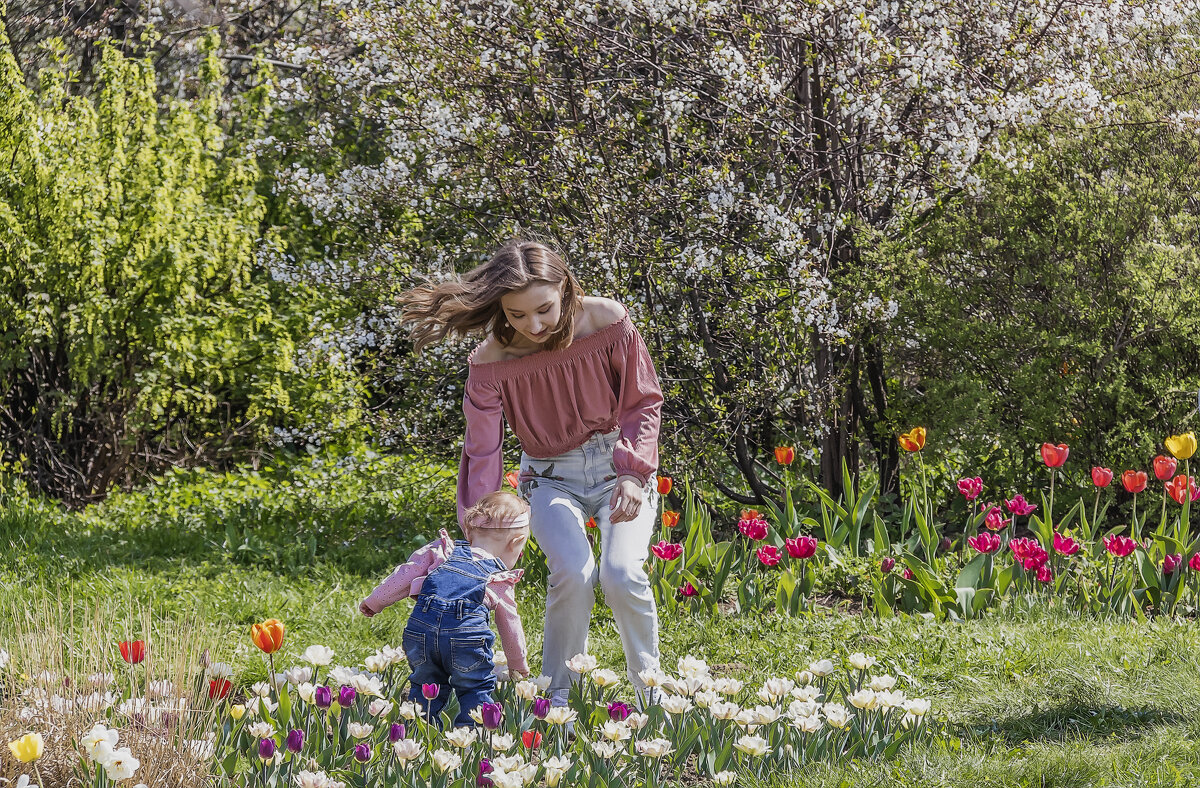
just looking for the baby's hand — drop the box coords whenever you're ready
[359,600,377,617]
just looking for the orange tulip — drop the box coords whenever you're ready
[774,446,795,465]
[251,619,286,655]
[661,510,680,529]
[897,427,926,452]
[740,509,761,521]
[504,470,520,488]
[586,516,598,529]
[657,476,673,495]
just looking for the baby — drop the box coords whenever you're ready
[359,490,530,727]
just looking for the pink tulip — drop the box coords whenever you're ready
[957,477,983,501]
[901,567,914,580]
[880,557,896,574]
[1052,532,1080,556]
[1035,564,1053,584]
[651,541,683,561]
[679,582,698,597]
[1191,553,1200,573]
[1103,534,1137,558]
[1164,554,1183,575]
[1005,494,1037,516]
[983,506,1011,531]
[737,517,769,541]
[784,536,818,559]
[967,533,1001,554]
[1091,467,1113,488]
[1009,537,1048,570]
[756,545,781,567]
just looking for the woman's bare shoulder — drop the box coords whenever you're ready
[471,336,508,364]
[579,296,628,337]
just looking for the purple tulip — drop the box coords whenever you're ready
[258,738,277,761]
[531,697,550,720]
[286,729,304,753]
[477,758,494,787]
[353,742,371,763]
[338,685,356,707]
[422,683,440,701]
[314,685,332,708]
[389,723,406,742]
[479,702,504,730]
[608,701,631,721]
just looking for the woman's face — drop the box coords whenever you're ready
[499,282,564,345]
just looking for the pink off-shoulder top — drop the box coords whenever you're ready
[456,308,663,528]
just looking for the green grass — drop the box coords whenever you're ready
[3,459,1200,786]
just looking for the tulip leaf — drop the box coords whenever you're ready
[955,553,988,590]
[873,513,890,557]
[277,687,292,727]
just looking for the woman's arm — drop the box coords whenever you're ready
[457,372,506,529]
[610,318,664,486]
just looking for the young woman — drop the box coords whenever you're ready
[400,238,664,709]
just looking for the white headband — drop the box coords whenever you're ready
[471,511,531,529]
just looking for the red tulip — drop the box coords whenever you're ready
[1165,475,1199,506]
[657,476,673,495]
[522,730,542,749]
[661,510,681,529]
[1163,554,1183,575]
[209,678,232,699]
[756,545,782,567]
[737,516,769,541]
[586,516,598,529]
[784,536,818,559]
[505,470,520,489]
[1153,455,1178,482]
[1121,470,1148,494]
[651,541,683,561]
[679,582,698,597]
[957,477,983,501]
[1040,443,1069,468]
[774,446,795,465]
[1091,467,1112,488]
[1103,534,1137,558]
[901,567,914,580]
[1052,532,1080,556]
[119,640,146,665]
[967,533,1001,554]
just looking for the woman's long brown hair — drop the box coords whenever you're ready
[401,239,586,355]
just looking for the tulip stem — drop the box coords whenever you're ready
[1048,469,1056,534]
[1092,490,1100,536]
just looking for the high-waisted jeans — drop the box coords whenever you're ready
[517,426,661,703]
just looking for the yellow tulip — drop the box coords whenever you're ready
[1165,432,1197,461]
[8,732,44,763]
[898,427,927,452]
[230,704,246,720]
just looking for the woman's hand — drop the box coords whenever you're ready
[608,475,645,524]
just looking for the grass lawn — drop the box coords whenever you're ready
[4,472,1200,787]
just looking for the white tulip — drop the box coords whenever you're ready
[847,652,875,671]
[431,748,462,773]
[808,659,835,677]
[565,653,598,674]
[443,727,478,748]
[590,668,621,687]
[734,734,770,757]
[635,738,673,758]
[302,645,334,666]
[868,674,897,692]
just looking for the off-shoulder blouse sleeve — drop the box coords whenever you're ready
[457,370,505,529]
[609,320,663,485]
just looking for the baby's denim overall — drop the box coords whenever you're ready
[402,540,507,727]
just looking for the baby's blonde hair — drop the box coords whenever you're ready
[463,491,531,557]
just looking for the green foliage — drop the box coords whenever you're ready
[880,114,1200,501]
[0,23,363,504]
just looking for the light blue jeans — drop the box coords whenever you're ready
[518,426,661,703]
